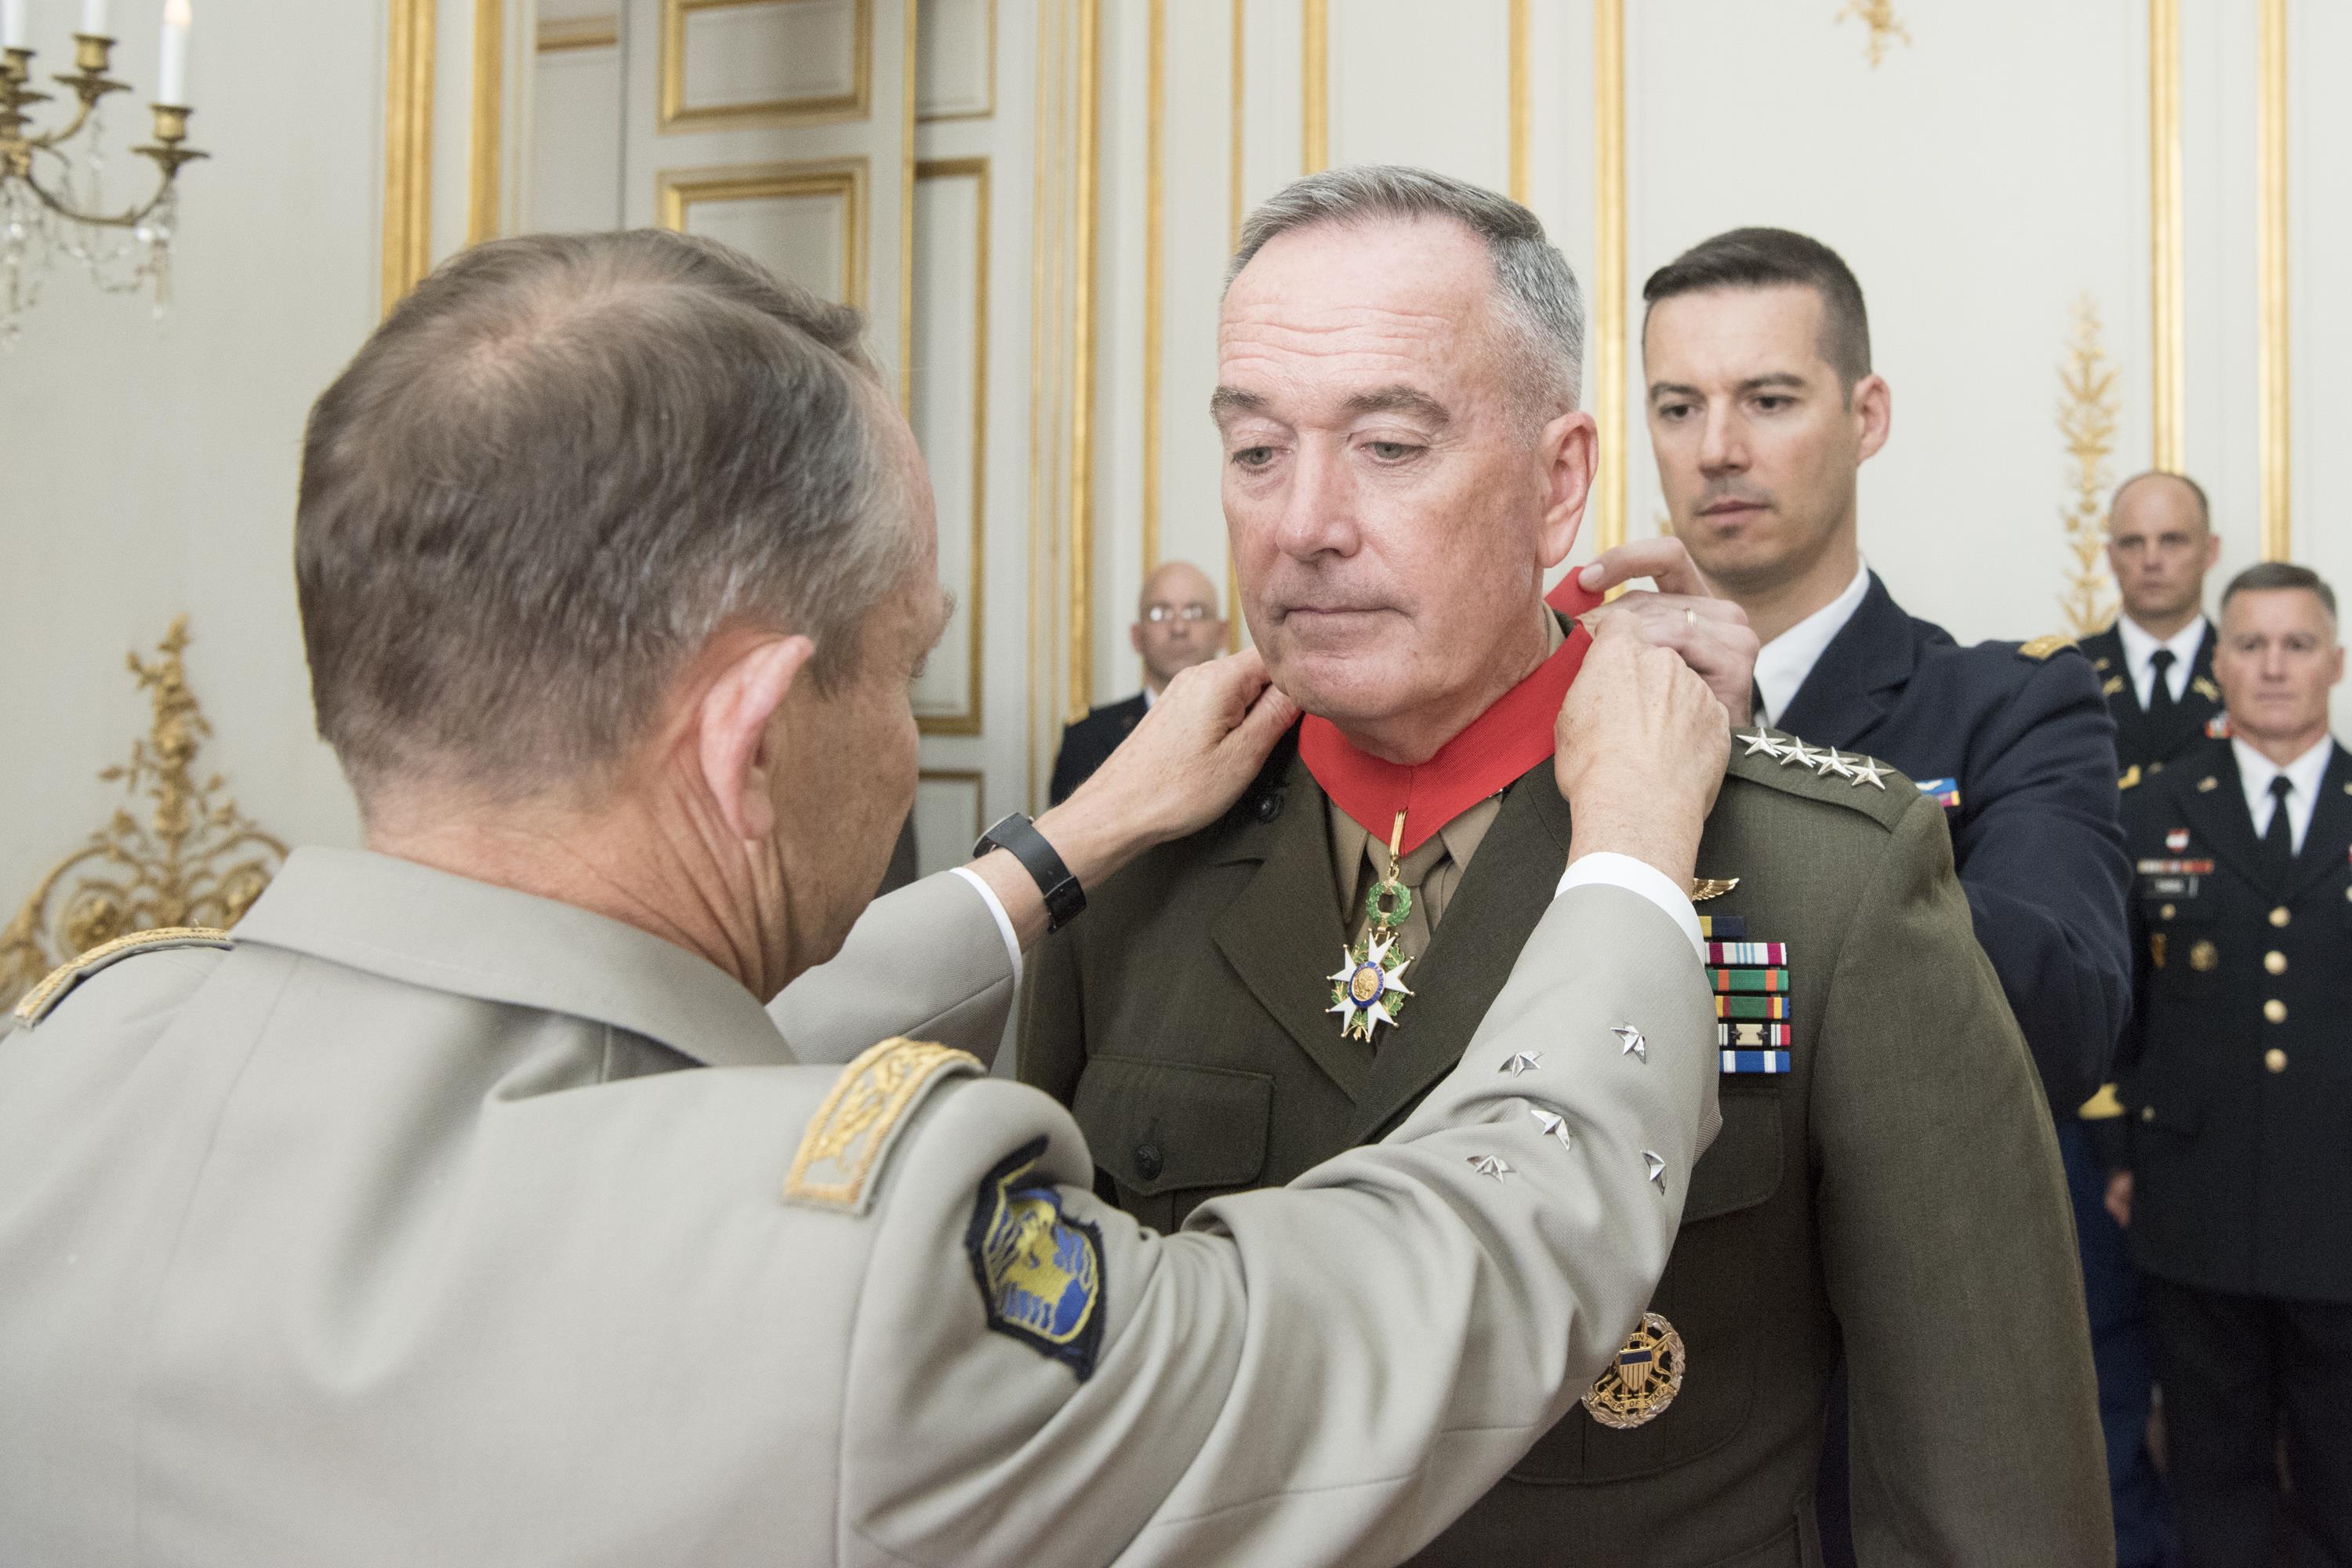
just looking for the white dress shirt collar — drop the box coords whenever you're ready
[2232,735,2334,855]
[2114,614,2209,710]
[1752,561,1871,728]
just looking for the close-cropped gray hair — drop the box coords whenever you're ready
[1227,165,1585,412]
[296,229,914,807]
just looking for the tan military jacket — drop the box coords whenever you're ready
[0,844,1718,1567]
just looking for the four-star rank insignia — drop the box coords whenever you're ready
[1328,812,1417,1043]
[1584,1311,1686,1428]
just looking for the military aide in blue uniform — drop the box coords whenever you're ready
[1639,227,2133,1568]
[2111,562,2352,1567]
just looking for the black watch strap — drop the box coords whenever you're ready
[975,812,1087,932]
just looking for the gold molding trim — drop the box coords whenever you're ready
[381,0,436,314]
[914,156,992,738]
[538,15,620,52]
[1226,0,1246,650]
[655,158,869,309]
[1591,0,1626,553]
[1508,0,1529,204]
[1143,0,1165,572]
[1835,1,1910,68]
[2147,0,2183,472]
[2256,0,2289,561]
[1066,0,1102,723]
[1300,0,1327,174]
[466,0,504,246]
[1026,0,1068,805]
[2,619,286,1014]
[898,0,919,410]
[659,0,874,134]
[916,0,997,122]
[2057,296,2121,638]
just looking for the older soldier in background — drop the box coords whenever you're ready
[2111,562,2352,1567]
[1051,560,1230,803]
[0,229,1732,1568]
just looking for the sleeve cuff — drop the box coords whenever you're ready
[1555,853,1706,963]
[948,865,1025,990]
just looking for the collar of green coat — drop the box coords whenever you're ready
[234,847,797,1069]
[1204,742,1573,1130]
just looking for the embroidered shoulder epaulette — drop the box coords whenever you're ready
[10,926,234,1030]
[1722,726,1912,830]
[2018,634,2075,661]
[783,1036,981,1214]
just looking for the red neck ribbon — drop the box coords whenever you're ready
[1298,575,1603,856]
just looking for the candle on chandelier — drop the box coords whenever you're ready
[78,0,105,38]
[2,0,27,51]
[157,0,190,103]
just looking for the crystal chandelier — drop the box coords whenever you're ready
[0,0,205,341]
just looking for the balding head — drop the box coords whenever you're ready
[2105,470,2218,635]
[1132,560,1226,692]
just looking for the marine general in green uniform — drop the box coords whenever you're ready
[1022,168,2110,1566]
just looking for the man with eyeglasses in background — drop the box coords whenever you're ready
[1051,560,1231,803]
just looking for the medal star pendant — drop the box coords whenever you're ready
[1328,812,1417,1043]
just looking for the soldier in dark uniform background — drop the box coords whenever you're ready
[2109,561,2352,1567]
[1048,560,1227,803]
[1631,227,2134,1568]
[2074,466,2227,1565]
[2081,470,2226,778]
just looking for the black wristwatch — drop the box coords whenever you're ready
[974,812,1087,933]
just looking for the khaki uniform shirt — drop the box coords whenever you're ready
[0,844,1718,1568]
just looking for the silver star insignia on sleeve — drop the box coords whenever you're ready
[1469,1155,1513,1180]
[1613,1024,1647,1062]
[1735,727,1785,759]
[1846,754,1889,789]
[1530,1109,1573,1149]
[1778,739,1823,770]
[1644,1151,1668,1191]
[1501,1051,1543,1076]
[1817,747,1857,781]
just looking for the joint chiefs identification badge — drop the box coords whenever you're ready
[1583,1312,1686,1429]
[966,1138,1105,1381]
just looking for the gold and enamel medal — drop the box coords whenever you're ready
[1327,812,1416,1043]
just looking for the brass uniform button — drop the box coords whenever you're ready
[2266,950,2288,975]
[2270,906,2292,928]
[2265,1047,2288,1074]
[2190,940,2220,972]
[2141,1105,2157,1122]
[2160,903,2177,920]
[2264,999,2288,1024]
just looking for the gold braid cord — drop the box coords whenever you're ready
[1,619,286,1013]
[1835,1,1911,67]
[2057,296,2122,639]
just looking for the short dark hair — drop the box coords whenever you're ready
[296,230,913,806]
[1642,227,1871,387]
[2221,561,2337,622]
[2111,470,2212,531]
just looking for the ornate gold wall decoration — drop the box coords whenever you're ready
[1836,1,1911,68]
[1,619,286,1012]
[2056,298,2121,638]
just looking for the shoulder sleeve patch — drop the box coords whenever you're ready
[11,926,234,1030]
[964,1136,1105,1381]
[784,1036,981,1214]
[2018,633,2075,661]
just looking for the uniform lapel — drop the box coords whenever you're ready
[1339,761,1573,1144]
[1774,574,1917,751]
[2284,743,2352,900]
[1207,744,1374,1101]
[2175,746,2270,894]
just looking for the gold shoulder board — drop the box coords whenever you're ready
[2019,634,2074,661]
[784,1037,982,1214]
[11,926,234,1029]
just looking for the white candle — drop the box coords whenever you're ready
[2,0,29,51]
[78,0,104,38]
[157,0,190,102]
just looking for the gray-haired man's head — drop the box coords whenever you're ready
[1215,166,1599,764]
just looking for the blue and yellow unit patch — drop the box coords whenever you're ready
[966,1138,1105,1381]
[1707,938,1792,1073]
